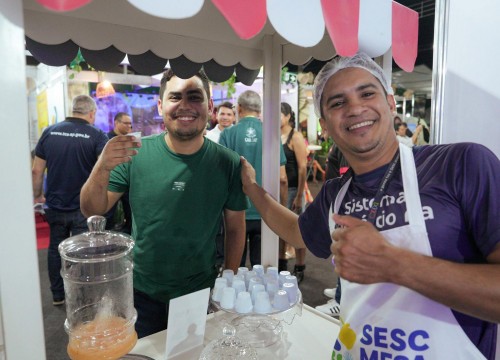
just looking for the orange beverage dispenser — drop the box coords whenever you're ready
[59,215,137,360]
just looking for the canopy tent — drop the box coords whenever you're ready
[25,0,418,80]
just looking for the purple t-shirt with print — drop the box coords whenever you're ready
[298,143,499,359]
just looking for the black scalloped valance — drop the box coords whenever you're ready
[25,37,260,85]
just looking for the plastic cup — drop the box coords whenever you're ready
[252,264,264,277]
[237,267,249,277]
[266,266,279,280]
[220,287,236,310]
[234,291,253,314]
[233,274,245,283]
[212,282,227,302]
[279,271,291,286]
[127,131,142,145]
[282,282,297,303]
[248,277,263,293]
[245,270,257,284]
[273,290,290,311]
[215,277,228,286]
[285,275,298,288]
[266,280,279,301]
[263,274,275,285]
[251,284,265,303]
[231,279,246,295]
[222,269,234,286]
[254,292,272,314]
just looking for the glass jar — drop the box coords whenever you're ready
[59,215,137,360]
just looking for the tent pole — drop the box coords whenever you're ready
[0,1,46,358]
[261,34,282,268]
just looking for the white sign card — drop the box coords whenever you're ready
[165,287,210,359]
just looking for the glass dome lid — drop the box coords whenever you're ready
[59,215,134,263]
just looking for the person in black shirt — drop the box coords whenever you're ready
[32,95,108,305]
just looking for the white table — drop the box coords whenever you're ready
[131,305,340,359]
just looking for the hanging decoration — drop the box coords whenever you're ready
[34,0,419,71]
[211,0,267,40]
[321,0,360,57]
[127,0,204,19]
[267,0,325,47]
[36,0,91,11]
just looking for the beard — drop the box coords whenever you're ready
[166,122,206,141]
[170,127,205,141]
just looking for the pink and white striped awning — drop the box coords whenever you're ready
[36,0,418,72]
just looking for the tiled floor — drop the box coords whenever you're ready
[39,180,335,359]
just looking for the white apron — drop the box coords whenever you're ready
[328,144,485,359]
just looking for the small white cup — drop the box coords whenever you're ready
[212,282,226,302]
[127,131,142,144]
[233,274,245,283]
[215,277,228,286]
[237,267,249,277]
[266,266,279,280]
[245,270,257,283]
[222,269,234,286]
[248,277,263,293]
[251,284,265,303]
[254,291,272,314]
[252,264,264,277]
[282,282,298,303]
[266,280,279,301]
[279,271,291,286]
[234,291,253,314]
[220,287,236,310]
[231,279,246,295]
[285,275,298,288]
[273,290,290,311]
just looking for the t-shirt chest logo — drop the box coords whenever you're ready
[245,127,258,143]
[172,181,186,191]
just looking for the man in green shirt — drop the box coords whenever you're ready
[81,69,248,338]
[219,90,287,267]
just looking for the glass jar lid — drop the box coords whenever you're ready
[58,215,134,263]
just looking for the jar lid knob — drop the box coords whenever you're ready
[87,215,106,232]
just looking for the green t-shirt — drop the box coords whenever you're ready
[108,133,248,303]
[219,116,286,220]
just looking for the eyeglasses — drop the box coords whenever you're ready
[119,121,133,126]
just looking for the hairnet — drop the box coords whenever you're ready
[313,53,392,117]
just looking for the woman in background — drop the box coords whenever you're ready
[279,102,308,282]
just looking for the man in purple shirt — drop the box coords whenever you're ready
[240,53,499,359]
